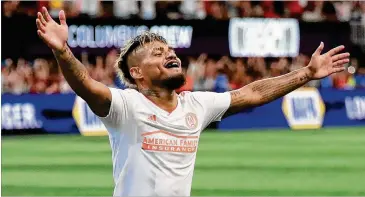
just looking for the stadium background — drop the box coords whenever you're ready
[2,0,365,196]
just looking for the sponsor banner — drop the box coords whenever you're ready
[2,89,364,135]
[72,96,108,136]
[219,88,365,130]
[142,130,199,153]
[2,17,351,59]
[282,88,325,130]
[229,18,300,57]
[67,24,193,49]
[320,89,365,127]
[1,94,78,134]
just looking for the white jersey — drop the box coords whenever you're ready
[98,88,231,196]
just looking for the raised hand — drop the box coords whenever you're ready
[308,42,350,80]
[36,7,68,52]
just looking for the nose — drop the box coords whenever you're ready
[166,51,177,60]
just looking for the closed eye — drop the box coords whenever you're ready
[153,52,163,56]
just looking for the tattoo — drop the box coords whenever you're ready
[140,89,161,97]
[54,46,89,93]
[140,89,174,98]
[54,46,111,117]
[250,70,309,102]
[231,90,241,97]
[226,68,311,117]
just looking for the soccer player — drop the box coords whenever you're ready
[36,8,350,196]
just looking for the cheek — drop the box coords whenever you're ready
[142,61,164,78]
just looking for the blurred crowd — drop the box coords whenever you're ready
[2,0,365,23]
[2,50,117,95]
[2,0,365,95]
[2,52,365,95]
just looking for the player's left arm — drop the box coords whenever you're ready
[223,42,350,117]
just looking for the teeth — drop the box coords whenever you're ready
[166,62,179,68]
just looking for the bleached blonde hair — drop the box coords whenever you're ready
[115,31,167,87]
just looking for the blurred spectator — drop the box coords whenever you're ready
[246,57,267,81]
[2,53,364,94]
[333,71,356,90]
[176,67,194,93]
[2,59,28,95]
[2,0,360,22]
[59,67,73,93]
[229,59,247,90]
[322,1,338,22]
[48,0,64,18]
[63,0,80,18]
[2,1,20,18]
[262,1,282,18]
[180,0,206,19]
[30,59,50,94]
[205,1,229,20]
[334,1,354,22]
[349,58,365,88]
[351,1,365,24]
[213,58,231,92]
[270,58,290,77]
[197,58,217,91]
[155,1,182,20]
[78,0,100,18]
[302,1,324,22]
[286,1,304,18]
[226,1,253,18]
[18,1,38,16]
[140,0,156,20]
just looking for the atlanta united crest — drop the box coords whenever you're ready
[185,113,198,129]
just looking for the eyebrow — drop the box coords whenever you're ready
[152,46,175,52]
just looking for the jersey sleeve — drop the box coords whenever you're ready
[98,87,130,129]
[191,91,231,127]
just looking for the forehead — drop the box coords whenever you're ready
[136,41,173,53]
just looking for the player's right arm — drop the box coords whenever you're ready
[36,7,111,117]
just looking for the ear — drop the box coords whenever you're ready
[130,67,143,80]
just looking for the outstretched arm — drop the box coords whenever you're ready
[224,42,350,117]
[36,8,111,117]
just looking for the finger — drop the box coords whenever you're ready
[42,7,52,22]
[37,30,46,40]
[59,10,67,26]
[37,12,47,25]
[327,45,345,56]
[333,58,349,67]
[313,42,324,56]
[332,52,350,62]
[332,66,346,73]
[36,19,46,32]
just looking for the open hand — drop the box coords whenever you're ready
[36,7,68,52]
[307,42,350,80]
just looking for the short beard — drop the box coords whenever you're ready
[155,73,186,91]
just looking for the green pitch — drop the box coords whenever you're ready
[2,127,365,196]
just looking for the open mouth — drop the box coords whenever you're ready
[164,61,180,69]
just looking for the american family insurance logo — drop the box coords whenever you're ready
[142,130,199,153]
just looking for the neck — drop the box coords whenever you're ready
[139,87,178,113]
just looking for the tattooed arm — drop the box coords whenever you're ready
[54,46,111,116]
[36,7,111,116]
[224,42,350,117]
[225,67,311,116]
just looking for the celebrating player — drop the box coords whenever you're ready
[36,7,350,196]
